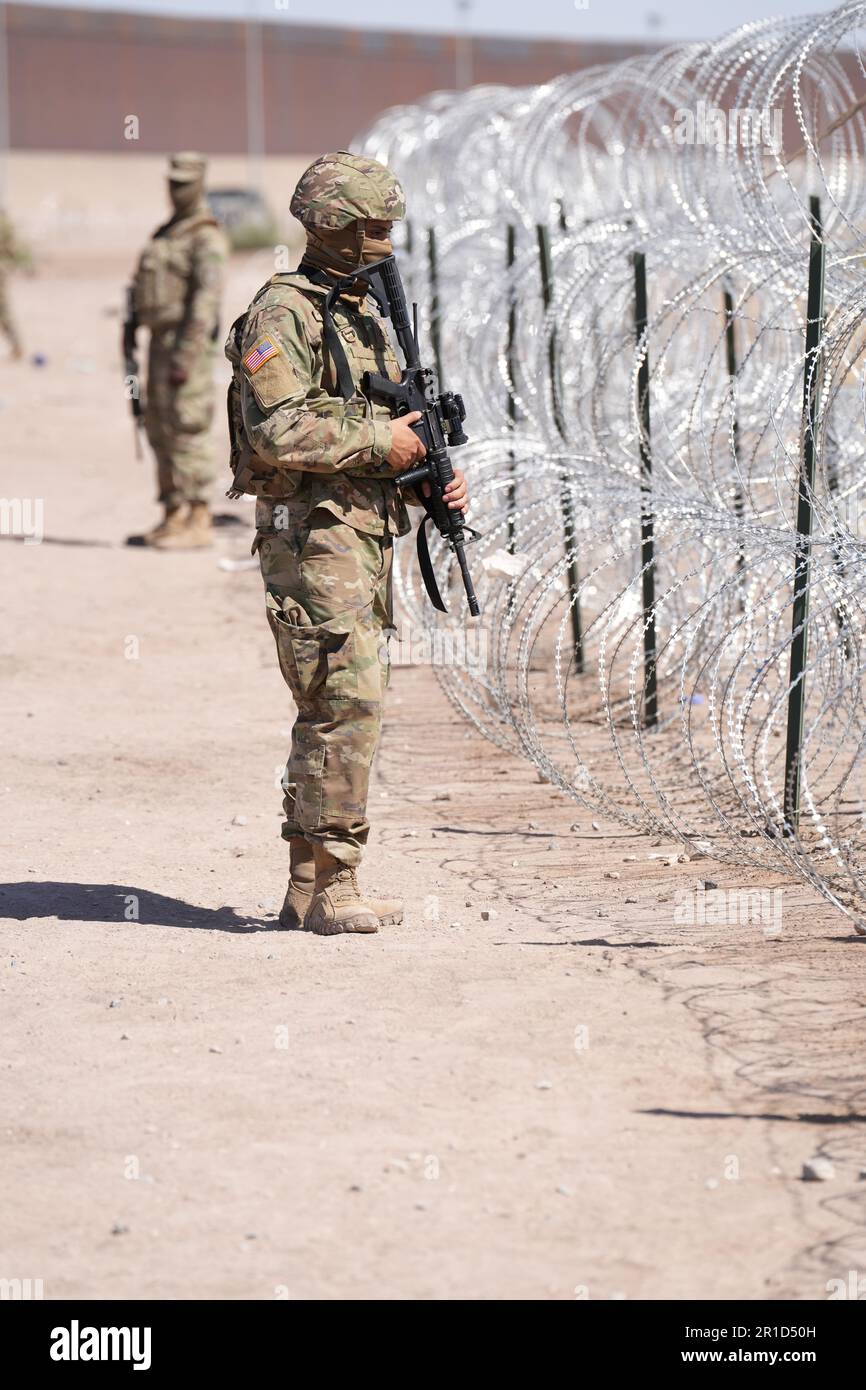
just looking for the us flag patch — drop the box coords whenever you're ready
[243,336,280,374]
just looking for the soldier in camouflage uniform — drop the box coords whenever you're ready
[0,209,27,360]
[127,152,228,548]
[226,151,468,936]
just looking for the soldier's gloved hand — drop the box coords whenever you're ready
[386,411,427,470]
[169,365,189,387]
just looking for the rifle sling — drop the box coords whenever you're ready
[413,494,481,615]
[415,509,447,613]
[296,262,360,403]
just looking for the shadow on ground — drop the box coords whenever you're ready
[0,881,268,932]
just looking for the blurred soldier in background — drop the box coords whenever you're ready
[125,152,228,548]
[0,208,29,360]
[225,151,468,936]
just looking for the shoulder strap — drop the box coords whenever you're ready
[230,311,247,358]
[296,261,357,403]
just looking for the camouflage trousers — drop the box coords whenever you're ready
[257,501,393,868]
[0,271,21,353]
[145,328,218,507]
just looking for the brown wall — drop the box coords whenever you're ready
[6,4,658,153]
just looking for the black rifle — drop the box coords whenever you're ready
[122,286,144,459]
[355,255,481,618]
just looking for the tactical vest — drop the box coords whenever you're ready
[225,270,401,500]
[132,211,220,330]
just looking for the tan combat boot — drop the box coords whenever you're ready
[278,836,316,930]
[307,843,379,936]
[152,500,213,550]
[279,837,404,930]
[365,883,403,927]
[128,503,187,547]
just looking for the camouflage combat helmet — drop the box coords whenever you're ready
[168,151,207,183]
[290,150,405,230]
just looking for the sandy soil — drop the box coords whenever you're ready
[1,227,865,1302]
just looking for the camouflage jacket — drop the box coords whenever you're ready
[132,205,228,370]
[226,272,420,539]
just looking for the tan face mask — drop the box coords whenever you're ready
[169,180,204,216]
[360,232,393,264]
[304,221,393,286]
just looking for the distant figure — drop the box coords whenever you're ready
[0,209,28,360]
[124,152,228,548]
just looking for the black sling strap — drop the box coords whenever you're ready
[296,261,359,402]
[416,513,446,612]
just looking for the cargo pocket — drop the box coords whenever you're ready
[293,743,325,829]
[266,595,360,705]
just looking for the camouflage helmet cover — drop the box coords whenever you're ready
[169,151,207,183]
[290,150,406,230]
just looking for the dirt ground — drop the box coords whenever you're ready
[1,218,865,1302]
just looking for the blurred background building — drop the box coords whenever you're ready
[5,2,660,153]
[0,0,664,254]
